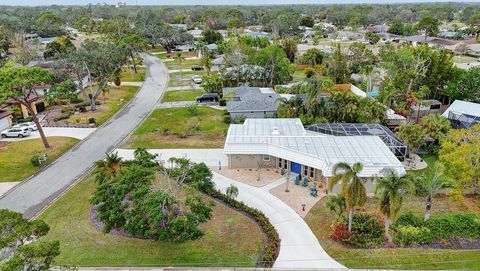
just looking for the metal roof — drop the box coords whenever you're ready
[443,100,480,118]
[224,119,406,178]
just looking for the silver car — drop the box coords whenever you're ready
[1,127,31,138]
[13,122,37,131]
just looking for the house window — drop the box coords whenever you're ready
[263,154,270,161]
[278,158,287,169]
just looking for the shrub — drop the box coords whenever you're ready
[219,99,226,106]
[394,225,434,246]
[345,212,384,248]
[330,223,351,242]
[88,118,96,124]
[70,96,83,104]
[425,213,480,240]
[223,115,231,124]
[30,156,40,167]
[393,212,424,229]
[53,112,72,122]
[304,67,316,78]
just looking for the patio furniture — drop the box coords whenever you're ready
[295,175,301,185]
[302,177,308,187]
[310,183,318,197]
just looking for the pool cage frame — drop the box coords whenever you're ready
[448,111,480,129]
[306,123,408,161]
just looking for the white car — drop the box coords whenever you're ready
[192,75,202,84]
[13,122,37,131]
[1,127,31,138]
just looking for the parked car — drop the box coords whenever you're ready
[196,93,219,103]
[13,122,37,131]
[1,127,31,138]
[192,75,202,84]
[191,66,204,71]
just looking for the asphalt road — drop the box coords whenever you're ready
[0,54,168,218]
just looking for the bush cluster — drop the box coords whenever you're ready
[331,212,384,248]
[202,187,280,268]
[392,212,480,246]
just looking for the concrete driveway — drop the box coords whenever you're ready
[0,127,96,142]
[0,53,168,218]
[115,148,345,269]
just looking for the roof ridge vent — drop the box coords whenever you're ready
[271,126,280,135]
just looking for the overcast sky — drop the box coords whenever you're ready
[2,0,479,6]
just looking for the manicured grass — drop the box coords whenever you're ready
[120,67,146,82]
[68,85,139,125]
[292,70,306,82]
[305,194,480,270]
[165,59,201,70]
[157,51,197,60]
[170,70,207,77]
[123,107,228,149]
[147,46,166,53]
[38,174,264,267]
[453,55,478,63]
[162,90,204,102]
[408,154,438,178]
[168,78,194,87]
[0,137,80,182]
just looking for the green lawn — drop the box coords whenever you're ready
[165,59,201,70]
[305,192,480,270]
[122,107,228,149]
[147,46,166,53]
[68,85,139,125]
[408,154,439,178]
[292,70,306,82]
[453,55,478,63]
[157,51,197,60]
[120,68,146,82]
[38,174,264,267]
[162,90,204,102]
[0,137,80,182]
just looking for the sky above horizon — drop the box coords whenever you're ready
[1,0,479,6]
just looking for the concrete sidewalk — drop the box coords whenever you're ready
[0,127,96,142]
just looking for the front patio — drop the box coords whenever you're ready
[211,167,282,187]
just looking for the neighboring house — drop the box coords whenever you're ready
[188,29,203,39]
[331,30,364,41]
[223,118,406,193]
[367,24,389,33]
[0,108,13,131]
[442,100,480,129]
[170,24,188,30]
[223,87,281,119]
[303,29,315,39]
[205,43,218,54]
[410,99,442,120]
[212,55,225,72]
[243,30,273,40]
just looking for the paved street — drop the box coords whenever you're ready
[0,54,168,218]
[0,127,96,142]
[116,148,345,269]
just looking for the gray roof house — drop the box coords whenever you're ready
[223,87,281,119]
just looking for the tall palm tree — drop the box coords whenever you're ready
[330,162,367,231]
[194,41,206,57]
[201,53,213,76]
[93,152,122,184]
[417,162,454,221]
[375,168,414,241]
[174,52,184,82]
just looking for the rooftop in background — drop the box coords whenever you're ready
[224,118,406,178]
[223,87,281,113]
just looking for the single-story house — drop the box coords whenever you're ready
[212,55,225,71]
[205,43,218,54]
[442,100,480,129]
[224,118,406,193]
[243,30,273,41]
[0,108,13,131]
[188,29,203,39]
[170,24,188,30]
[223,87,281,119]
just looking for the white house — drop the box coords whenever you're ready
[442,100,480,129]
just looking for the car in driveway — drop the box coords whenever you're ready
[1,127,31,138]
[191,65,204,71]
[13,122,37,131]
[192,75,202,84]
[196,93,219,103]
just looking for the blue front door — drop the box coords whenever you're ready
[290,162,301,174]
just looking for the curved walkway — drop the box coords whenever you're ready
[0,54,168,218]
[115,148,345,269]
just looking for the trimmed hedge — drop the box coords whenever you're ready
[393,212,480,246]
[202,187,280,268]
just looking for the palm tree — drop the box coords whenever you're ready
[174,52,184,82]
[326,194,346,221]
[201,53,214,76]
[375,168,414,242]
[93,152,122,184]
[330,162,367,231]
[194,41,206,57]
[417,162,454,221]
[226,184,239,201]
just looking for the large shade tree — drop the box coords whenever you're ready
[395,122,425,158]
[330,162,367,231]
[0,66,54,148]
